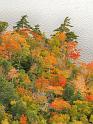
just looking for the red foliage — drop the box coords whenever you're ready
[68,50,80,59]
[86,95,93,102]
[58,75,67,87]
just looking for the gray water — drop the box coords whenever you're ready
[0,0,93,62]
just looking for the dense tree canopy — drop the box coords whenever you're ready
[0,15,93,124]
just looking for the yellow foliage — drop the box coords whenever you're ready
[61,70,70,78]
[10,100,16,105]
[1,119,9,124]
[50,114,70,124]
[47,86,63,95]
[72,121,83,124]
[22,95,32,102]
[73,74,87,95]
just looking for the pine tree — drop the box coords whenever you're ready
[0,21,8,33]
[74,90,84,101]
[32,24,41,35]
[13,15,31,30]
[54,17,73,32]
[63,83,75,103]
[54,17,78,41]
[63,83,84,104]
[0,76,18,105]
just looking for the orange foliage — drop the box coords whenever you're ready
[35,77,49,91]
[0,45,11,59]
[1,32,20,50]
[19,28,31,38]
[44,53,57,65]
[30,31,43,41]
[57,32,67,41]
[0,31,30,59]
[7,68,19,80]
[17,86,31,96]
[20,114,27,124]
[67,41,77,50]
[49,74,66,87]
[49,98,71,111]
[87,61,93,71]
[47,86,63,95]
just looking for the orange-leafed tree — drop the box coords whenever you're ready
[0,31,30,59]
[20,114,27,124]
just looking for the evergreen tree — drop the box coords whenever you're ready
[0,21,8,33]
[13,15,31,30]
[32,24,41,35]
[0,76,18,105]
[63,83,75,103]
[63,83,84,104]
[54,17,78,41]
[54,17,73,33]
[74,90,84,101]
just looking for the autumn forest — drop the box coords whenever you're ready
[0,15,93,124]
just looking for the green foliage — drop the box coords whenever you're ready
[11,120,19,124]
[70,105,78,121]
[74,91,84,101]
[28,64,45,87]
[54,17,78,41]
[32,24,42,35]
[0,58,12,75]
[89,114,93,123]
[13,15,31,30]
[10,100,27,118]
[26,102,46,124]
[80,115,89,124]
[69,101,93,123]
[0,15,93,124]
[0,105,5,121]
[63,83,75,103]
[66,31,78,41]
[54,17,73,32]
[11,54,35,71]
[19,56,35,71]
[0,76,18,105]
[68,68,79,81]
[0,21,8,33]
[46,91,56,103]
[63,83,83,104]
